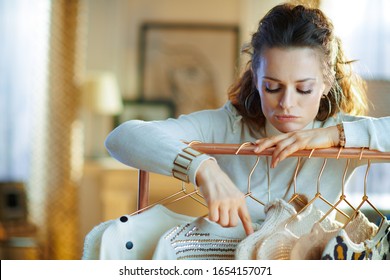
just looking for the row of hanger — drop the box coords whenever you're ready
[132,142,388,229]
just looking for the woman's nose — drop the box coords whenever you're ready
[279,89,295,109]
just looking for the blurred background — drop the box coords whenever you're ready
[0,0,389,260]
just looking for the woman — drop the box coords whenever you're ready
[105,3,390,236]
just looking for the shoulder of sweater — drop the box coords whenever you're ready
[178,101,243,128]
[184,101,241,119]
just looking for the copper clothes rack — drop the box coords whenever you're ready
[137,144,390,210]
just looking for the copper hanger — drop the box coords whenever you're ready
[130,141,209,216]
[318,148,356,223]
[287,155,309,209]
[284,157,350,227]
[130,185,206,216]
[342,157,386,230]
[236,142,266,206]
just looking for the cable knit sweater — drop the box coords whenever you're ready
[105,101,390,222]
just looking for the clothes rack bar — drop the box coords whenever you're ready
[137,145,390,210]
[188,143,390,159]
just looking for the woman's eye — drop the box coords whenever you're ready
[265,87,281,93]
[264,82,281,93]
[297,89,312,94]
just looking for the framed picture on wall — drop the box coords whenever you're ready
[138,23,240,117]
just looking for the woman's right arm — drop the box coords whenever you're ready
[105,107,254,235]
[104,112,214,184]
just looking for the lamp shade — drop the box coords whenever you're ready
[82,72,123,115]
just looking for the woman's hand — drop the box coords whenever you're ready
[254,126,339,168]
[196,159,254,236]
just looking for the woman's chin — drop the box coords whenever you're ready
[275,123,304,133]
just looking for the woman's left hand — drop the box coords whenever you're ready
[254,126,339,168]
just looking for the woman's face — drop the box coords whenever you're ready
[256,47,328,133]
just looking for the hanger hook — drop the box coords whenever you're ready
[308,148,316,159]
[337,146,343,159]
[235,141,254,155]
[359,147,365,160]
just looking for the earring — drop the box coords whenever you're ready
[317,94,332,122]
[245,91,261,118]
[244,92,255,113]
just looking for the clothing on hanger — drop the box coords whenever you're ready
[152,216,262,260]
[290,211,378,260]
[321,218,390,260]
[107,161,389,261]
[255,203,343,260]
[98,204,196,260]
[82,219,115,260]
[235,198,301,260]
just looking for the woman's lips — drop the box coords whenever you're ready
[275,115,299,122]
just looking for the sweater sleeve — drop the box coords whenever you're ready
[343,116,390,151]
[104,106,233,185]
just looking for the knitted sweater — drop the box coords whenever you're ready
[152,217,262,260]
[105,101,390,222]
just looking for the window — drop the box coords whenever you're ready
[321,0,390,209]
[321,0,390,79]
[0,0,51,181]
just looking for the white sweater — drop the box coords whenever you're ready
[105,101,390,222]
[85,204,195,260]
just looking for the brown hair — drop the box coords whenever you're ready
[228,3,367,129]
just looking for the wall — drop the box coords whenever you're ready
[86,0,240,100]
[83,0,283,157]
[84,0,285,101]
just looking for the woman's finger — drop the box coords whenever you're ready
[270,136,297,167]
[217,204,231,227]
[228,208,239,227]
[238,205,254,235]
[208,201,220,223]
[254,134,288,153]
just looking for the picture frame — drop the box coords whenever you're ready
[138,23,240,117]
[115,99,175,127]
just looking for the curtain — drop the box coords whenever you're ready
[29,0,87,259]
[0,0,50,181]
